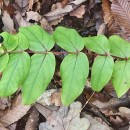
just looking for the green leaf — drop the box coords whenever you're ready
[61,52,89,105]
[112,59,130,97]
[0,54,9,72]
[19,25,54,52]
[91,56,114,92]
[53,26,84,52]
[15,33,29,50]
[22,52,55,104]
[0,52,30,96]
[84,35,110,54]
[109,35,130,58]
[0,32,18,51]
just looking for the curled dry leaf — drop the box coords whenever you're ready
[44,0,87,21]
[26,11,41,22]
[39,102,90,130]
[25,107,39,130]
[28,0,34,10]
[102,0,113,24]
[0,97,11,110]
[15,11,32,27]
[2,11,15,32]
[28,0,41,11]
[40,17,53,32]
[109,116,128,128]
[0,94,31,127]
[70,5,85,18]
[49,17,64,26]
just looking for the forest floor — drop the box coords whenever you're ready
[0,0,130,130]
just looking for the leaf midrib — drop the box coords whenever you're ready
[26,54,46,103]
[3,53,22,94]
[64,54,78,104]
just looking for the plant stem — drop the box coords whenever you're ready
[1,50,79,55]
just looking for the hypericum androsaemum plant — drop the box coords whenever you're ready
[0,25,129,105]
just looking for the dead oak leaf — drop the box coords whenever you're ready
[0,94,31,127]
[26,11,41,22]
[44,0,87,21]
[111,0,130,33]
[102,0,130,41]
[0,97,11,110]
[2,10,15,32]
[39,102,90,130]
[70,5,85,18]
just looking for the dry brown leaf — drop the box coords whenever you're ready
[111,0,130,34]
[28,0,40,11]
[119,107,130,118]
[61,0,69,7]
[25,107,39,130]
[0,0,3,8]
[7,123,17,130]
[0,97,11,110]
[40,18,53,32]
[3,0,9,6]
[15,11,32,27]
[0,94,31,127]
[50,90,61,106]
[26,11,41,22]
[0,122,8,130]
[15,0,28,8]
[110,116,126,128]
[97,23,107,35]
[2,10,15,32]
[102,0,130,41]
[70,5,85,18]
[49,17,64,26]
[3,3,16,16]
[35,103,52,119]
[82,113,111,130]
[44,0,87,21]
[37,89,58,106]
[102,0,113,24]
[28,0,34,10]
[39,102,90,130]
[91,100,110,109]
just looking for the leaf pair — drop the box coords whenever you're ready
[84,35,114,92]
[109,36,130,97]
[54,27,89,105]
[84,35,130,97]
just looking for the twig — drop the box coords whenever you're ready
[81,91,95,111]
